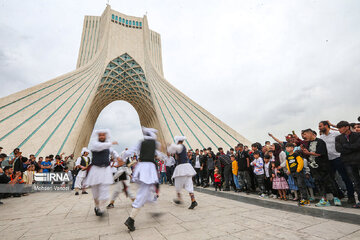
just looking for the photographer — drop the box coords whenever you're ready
[301,129,341,207]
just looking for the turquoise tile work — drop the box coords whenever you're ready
[96,53,151,101]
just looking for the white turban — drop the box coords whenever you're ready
[81,147,90,155]
[174,136,186,144]
[142,127,158,140]
[93,129,111,141]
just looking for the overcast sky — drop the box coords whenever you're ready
[0,0,359,153]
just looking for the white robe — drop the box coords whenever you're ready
[167,144,196,179]
[123,139,163,185]
[83,141,118,187]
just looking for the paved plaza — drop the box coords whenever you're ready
[1,184,360,240]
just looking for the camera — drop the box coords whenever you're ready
[309,161,318,169]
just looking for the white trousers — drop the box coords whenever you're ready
[91,184,110,201]
[111,179,134,201]
[74,175,85,189]
[174,176,194,193]
[132,183,156,209]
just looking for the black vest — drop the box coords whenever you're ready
[139,139,156,163]
[91,149,110,167]
[176,145,188,165]
[80,157,90,167]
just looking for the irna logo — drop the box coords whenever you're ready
[34,173,70,182]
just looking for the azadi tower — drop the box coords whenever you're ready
[0,5,250,157]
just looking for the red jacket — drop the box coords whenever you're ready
[214,173,221,183]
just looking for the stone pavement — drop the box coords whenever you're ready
[1,184,360,240]
[194,187,360,224]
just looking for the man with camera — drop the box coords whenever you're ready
[301,129,341,207]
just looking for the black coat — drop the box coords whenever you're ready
[13,157,26,173]
[335,132,360,165]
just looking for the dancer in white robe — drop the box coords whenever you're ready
[84,129,119,216]
[74,147,91,195]
[168,136,198,209]
[107,156,135,208]
[123,127,161,232]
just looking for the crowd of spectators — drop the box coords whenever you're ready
[1,119,359,209]
[159,120,360,208]
[0,150,74,203]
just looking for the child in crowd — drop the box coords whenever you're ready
[286,148,299,201]
[214,167,222,191]
[158,159,167,184]
[268,150,275,162]
[271,162,288,200]
[231,155,241,192]
[263,155,272,197]
[250,151,265,197]
[285,143,310,206]
[302,155,316,202]
[23,164,35,184]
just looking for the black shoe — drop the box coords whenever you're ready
[0,201,3,204]
[203,184,209,188]
[94,207,104,217]
[95,208,103,217]
[75,192,79,196]
[82,191,88,194]
[107,203,114,209]
[347,197,356,205]
[94,207,98,215]
[188,201,198,209]
[224,188,230,191]
[124,217,135,231]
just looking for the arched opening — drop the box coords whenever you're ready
[73,53,165,155]
[93,100,143,152]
